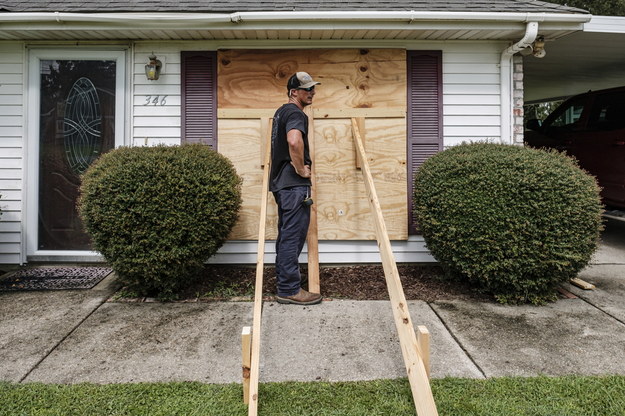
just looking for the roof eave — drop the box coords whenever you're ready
[0,10,592,25]
[0,11,591,41]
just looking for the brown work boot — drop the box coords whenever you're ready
[277,288,322,305]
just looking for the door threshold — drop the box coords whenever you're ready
[27,254,105,263]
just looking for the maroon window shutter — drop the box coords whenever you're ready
[407,50,443,234]
[181,51,217,149]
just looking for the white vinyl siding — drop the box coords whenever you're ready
[209,238,434,264]
[0,43,24,264]
[441,42,505,147]
[132,45,182,147]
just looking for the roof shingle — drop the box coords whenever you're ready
[0,0,588,14]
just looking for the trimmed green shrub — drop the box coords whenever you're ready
[413,142,603,304]
[78,144,242,297]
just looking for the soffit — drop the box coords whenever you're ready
[524,17,625,102]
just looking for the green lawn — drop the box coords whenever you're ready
[1,375,624,415]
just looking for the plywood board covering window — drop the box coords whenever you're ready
[217,49,407,241]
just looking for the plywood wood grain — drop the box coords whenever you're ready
[218,49,406,110]
[314,118,407,240]
[217,48,407,241]
[218,119,279,240]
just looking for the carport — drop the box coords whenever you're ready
[524,15,625,103]
[523,14,625,227]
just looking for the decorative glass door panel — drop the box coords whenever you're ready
[38,60,116,250]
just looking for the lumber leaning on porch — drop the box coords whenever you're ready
[351,118,438,416]
[241,326,252,404]
[247,118,273,415]
[304,106,320,293]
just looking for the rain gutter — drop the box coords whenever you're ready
[0,11,591,26]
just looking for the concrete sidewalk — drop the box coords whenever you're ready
[1,264,623,385]
[1,219,623,385]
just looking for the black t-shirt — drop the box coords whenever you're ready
[269,103,312,192]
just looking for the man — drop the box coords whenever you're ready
[270,72,322,305]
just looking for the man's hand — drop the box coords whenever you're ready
[292,163,311,178]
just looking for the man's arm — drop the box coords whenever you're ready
[287,128,311,178]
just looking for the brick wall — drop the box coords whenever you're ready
[512,55,524,145]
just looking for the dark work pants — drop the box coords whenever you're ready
[273,186,311,297]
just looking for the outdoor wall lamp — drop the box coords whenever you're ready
[145,54,162,80]
[532,37,546,58]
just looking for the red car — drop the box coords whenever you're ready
[524,86,625,209]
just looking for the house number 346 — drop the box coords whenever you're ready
[144,95,167,106]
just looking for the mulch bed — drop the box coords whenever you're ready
[173,264,493,303]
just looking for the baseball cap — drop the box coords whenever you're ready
[287,72,321,90]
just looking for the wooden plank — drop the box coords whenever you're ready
[241,326,252,404]
[314,118,407,240]
[247,120,273,415]
[352,118,438,416]
[304,106,320,294]
[217,48,408,241]
[219,108,275,119]
[570,278,596,290]
[217,49,406,111]
[219,117,407,241]
[417,325,431,379]
[260,117,270,168]
[352,117,366,169]
[218,118,279,241]
[218,107,405,119]
[314,107,405,119]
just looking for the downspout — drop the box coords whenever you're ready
[500,21,538,144]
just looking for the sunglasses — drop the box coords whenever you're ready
[297,86,315,92]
